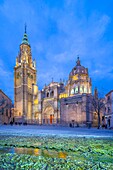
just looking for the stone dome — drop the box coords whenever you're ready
[69,57,88,76]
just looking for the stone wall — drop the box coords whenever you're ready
[0,90,12,124]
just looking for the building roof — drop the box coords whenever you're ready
[69,57,88,76]
[21,33,30,45]
[105,90,113,96]
[0,89,12,102]
[21,25,30,46]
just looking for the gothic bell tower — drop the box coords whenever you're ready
[14,26,38,123]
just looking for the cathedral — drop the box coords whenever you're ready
[14,28,38,124]
[14,29,93,126]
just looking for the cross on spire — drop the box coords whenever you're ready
[25,23,27,33]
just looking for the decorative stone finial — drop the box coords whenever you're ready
[76,55,81,66]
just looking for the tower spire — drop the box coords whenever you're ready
[25,23,27,33]
[21,24,29,45]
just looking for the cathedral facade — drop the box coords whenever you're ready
[38,81,65,124]
[39,57,92,126]
[14,30,93,126]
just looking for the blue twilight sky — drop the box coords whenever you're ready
[0,0,113,102]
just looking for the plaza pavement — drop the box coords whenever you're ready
[0,125,113,138]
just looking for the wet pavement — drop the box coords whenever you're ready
[0,125,113,138]
[0,146,67,158]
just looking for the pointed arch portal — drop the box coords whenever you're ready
[43,104,54,124]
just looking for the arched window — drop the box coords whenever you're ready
[47,92,49,97]
[80,86,83,93]
[75,86,78,93]
[50,91,54,97]
[71,89,74,95]
[84,87,87,93]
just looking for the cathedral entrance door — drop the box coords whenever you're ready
[50,114,54,124]
[50,115,52,124]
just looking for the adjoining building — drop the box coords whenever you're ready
[104,90,113,128]
[0,89,12,124]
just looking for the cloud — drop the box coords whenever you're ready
[36,9,111,89]
[38,63,67,89]
[0,0,113,97]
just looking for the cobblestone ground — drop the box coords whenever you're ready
[0,125,113,137]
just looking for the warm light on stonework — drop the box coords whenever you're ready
[34,99,38,105]
[14,31,39,123]
[72,75,78,80]
[59,93,68,99]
